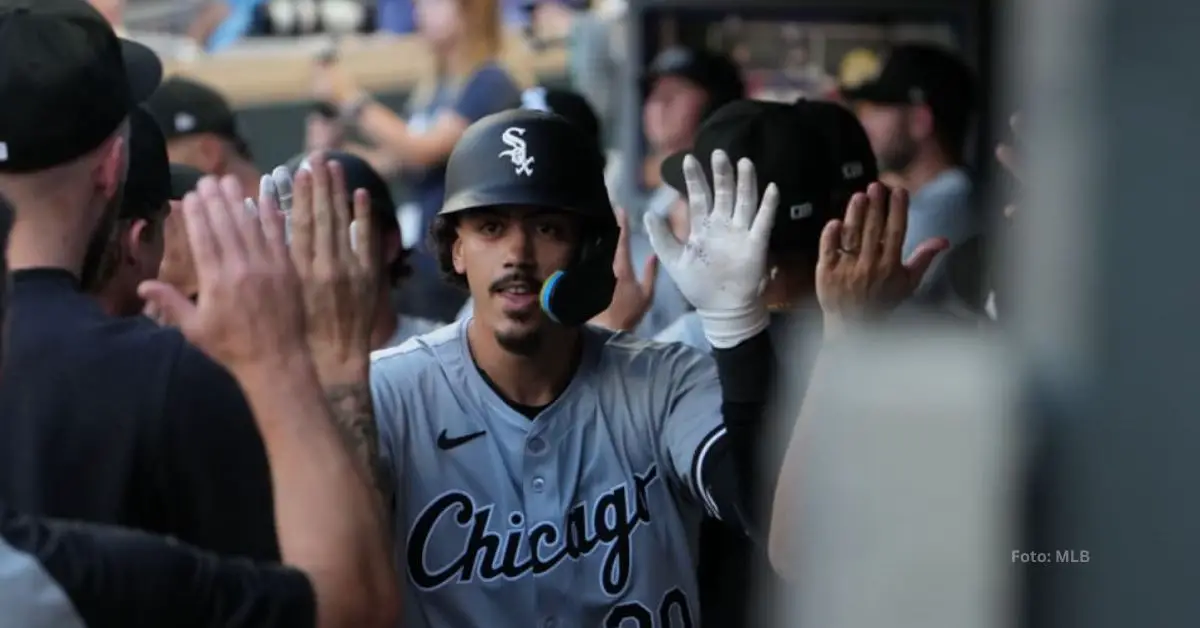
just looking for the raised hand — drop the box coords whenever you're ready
[137,176,306,376]
[815,182,949,330]
[289,152,378,384]
[645,150,779,348]
[590,207,658,331]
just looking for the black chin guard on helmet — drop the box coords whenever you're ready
[440,109,618,326]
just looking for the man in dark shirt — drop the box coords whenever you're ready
[0,156,399,626]
[0,0,276,560]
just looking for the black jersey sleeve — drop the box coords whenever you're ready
[0,502,316,628]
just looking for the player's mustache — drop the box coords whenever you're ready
[490,272,542,293]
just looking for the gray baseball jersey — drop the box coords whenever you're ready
[371,318,727,628]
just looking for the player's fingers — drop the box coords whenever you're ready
[612,207,633,276]
[749,182,780,243]
[639,254,658,298]
[257,180,290,261]
[327,159,354,261]
[228,176,269,256]
[290,168,315,272]
[644,212,683,267]
[271,165,295,214]
[351,189,376,272]
[137,280,198,332]
[840,191,867,258]
[200,176,249,261]
[857,182,888,267]
[881,185,909,264]
[180,189,220,286]
[732,157,758,230]
[308,152,335,267]
[817,218,843,272]
[996,144,1020,182]
[903,237,950,290]
[710,150,735,221]
[681,154,713,227]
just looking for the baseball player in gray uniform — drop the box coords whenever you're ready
[369,108,782,627]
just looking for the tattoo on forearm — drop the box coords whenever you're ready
[324,383,394,512]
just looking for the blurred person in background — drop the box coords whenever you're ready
[92,107,172,318]
[308,0,521,322]
[87,0,123,28]
[627,46,745,337]
[154,163,205,301]
[379,0,527,33]
[289,150,445,348]
[189,0,268,52]
[144,76,263,198]
[843,43,979,297]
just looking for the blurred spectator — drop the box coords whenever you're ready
[843,43,979,298]
[155,164,205,301]
[628,46,745,338]
[88,0,124,27]
[197,0,267,52]
[144,77,263,198]
[378,0,526,33]
[91,107,172,318]
[308,0,521,322]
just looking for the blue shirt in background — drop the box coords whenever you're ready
[206,0,266,52]
[394,62,521,322]
[376,0,529,34]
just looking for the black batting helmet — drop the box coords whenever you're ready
[440,109,617,327]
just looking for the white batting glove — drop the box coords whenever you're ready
[644,150,779,349]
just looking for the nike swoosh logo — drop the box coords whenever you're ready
[437,429,487,451]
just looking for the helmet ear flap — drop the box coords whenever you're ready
[538,225,618,326]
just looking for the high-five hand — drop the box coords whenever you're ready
[137,176,306,377]
[815,182,948,331]
[591,207,658,331]
[645,150,779,348]
[289,152,378,385]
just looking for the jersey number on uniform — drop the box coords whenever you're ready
[605,587,694,628]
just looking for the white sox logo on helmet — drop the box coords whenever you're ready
[498,127,535,176]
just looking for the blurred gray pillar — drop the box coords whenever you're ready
[1016,0,1200,626]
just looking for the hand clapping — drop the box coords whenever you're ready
[289,153,379,385]
[137,176,306,376]
[815,183,948,331]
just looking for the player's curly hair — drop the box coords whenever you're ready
[429,214,468,291]
[386,235,414,286]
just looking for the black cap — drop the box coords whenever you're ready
[515,87,602,146]
[642,46,745,114]
[661,99,876,254]
[0,0,163,173]
[168,163,203,201]
[144,76,249,156]
[842,43,977,131]
[122,106,171,219]
[289,151,399,234]
[792,98,878,194]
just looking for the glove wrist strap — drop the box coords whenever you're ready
[697,303,770,350]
